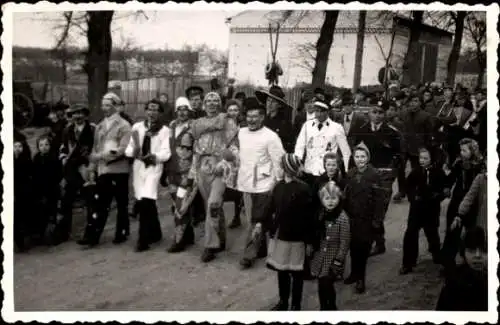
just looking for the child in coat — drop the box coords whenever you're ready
[310,181,350,310]
[266,153,314,311]
[441,138,485,274]
[400,147,447,274]
[14,136,33,251]
[32,135,63,244]
[343,143,383,294]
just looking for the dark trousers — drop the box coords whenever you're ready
[137,198,162,246]
[60,181,82,240]
[277,271,304,309]
[90,173,130,243]
[318,276,337,310]
[349,240,371,281]
[373,168,396,247]
[14,200,29,250]
[397,155,419,196]
[441,198,463,270]
[402,213,441,268]
[34,193,59,239]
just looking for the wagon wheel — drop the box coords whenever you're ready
[13,92,34,128]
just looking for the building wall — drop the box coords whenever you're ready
[228,11,452,88]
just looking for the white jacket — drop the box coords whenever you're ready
[237,126,285,193]
[294,118,351,176]
[125,121,171,200]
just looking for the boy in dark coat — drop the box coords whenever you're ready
[400,147,446,274]
[14,135,33,251]
[436,226,488,311]
[343,143,383,294]
[32,135,63,244]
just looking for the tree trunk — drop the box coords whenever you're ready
[122,59,129,80]
[476,50,486,89]
[311,10,339,89]
[402,11,424,85]
[85,11,114,122]
[352,11,366,93]
[446,11,467,85]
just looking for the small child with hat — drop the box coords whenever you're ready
[266,153,314,311]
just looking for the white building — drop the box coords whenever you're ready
[227,11,453,88]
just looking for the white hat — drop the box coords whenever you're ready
[175,97,193,111]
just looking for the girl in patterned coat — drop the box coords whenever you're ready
[310,181,350,310]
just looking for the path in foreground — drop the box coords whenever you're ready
[14,183,447,311]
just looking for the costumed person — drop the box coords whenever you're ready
[13,133,33,252]
[294,98,351,188]
[436,226,488,311]
[440,138,485,275]
[224,99,245,229]
[82,92,132,248]
[189,91,239,263]
[58,104,95,245]
[186,86,206,119]
[353,101,401,256]
[343,143,383,294]
[237,98,285,269]
[125,99,171,252]
[310,181,350,310]
[266,154,314,311]
[256,86,295,153]
[399,147,446,275]
[31,135,62,245]
[165,97,197,253]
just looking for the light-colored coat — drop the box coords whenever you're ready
[125,121,171,200]
[90,113,132,175]
[237,126,285,194]
[294,118,351,175]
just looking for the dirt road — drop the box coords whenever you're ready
[13,183,448,311]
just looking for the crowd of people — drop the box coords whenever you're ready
[13,79,488,311]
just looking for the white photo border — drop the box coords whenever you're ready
[1,2,498,324]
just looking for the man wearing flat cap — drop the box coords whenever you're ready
[58,104,95,244]
[256,85,294,153]
[186,86,206,119]
[352,100,401,256]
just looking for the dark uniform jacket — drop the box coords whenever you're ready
[400,109,435,157]
[264,112,294,153]
[353,122,401,169]
[60,121,95,184]
[32,152,63,201]
[331,111,367,147]
[269,179,314,244]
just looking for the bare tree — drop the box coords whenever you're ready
[402,11,424,85]
[311,10,339,88]
[113,31,138,80]
[290,42,316,72]
[446,11,468,85]
[352,11,367,93]
[464,12,486,88]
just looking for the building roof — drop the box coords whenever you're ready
[393,16,453,38]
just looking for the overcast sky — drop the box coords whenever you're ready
[13,10,240,51]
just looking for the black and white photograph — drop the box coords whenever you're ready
[1,2,498,323]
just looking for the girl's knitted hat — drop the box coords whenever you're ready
[281,153,302,177]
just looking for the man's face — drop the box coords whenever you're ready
[146,103,161,123]
[73,111,85,124]
[369,107,385,125]
[101,98,115,117]
[409,97,421,112]
[227,104,240,120]
[204,96,220,116]
[246,109,264,131]
[159,95,168,103]
[343,104,353,115]
[314,108,328,122]
[48,111,58,123]
[189,95,203,111]
[419,150,431,168]
[266,97,280,115]
[176,106,190,122]
[305,100,316,114]
[476,92,485,102]
[423,91,432,102]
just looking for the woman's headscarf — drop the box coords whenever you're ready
[103,92,123,107]
[175,97,193,112]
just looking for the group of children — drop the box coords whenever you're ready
[265,136,487,311]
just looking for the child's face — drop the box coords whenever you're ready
[419,151,431,168]
[460,145,472,160]
[14,142,23,157]
[354,150,368,169]
[324,158,338,175]
[465,247,487,272]
[38,138,51,154]
[321,193,339,211]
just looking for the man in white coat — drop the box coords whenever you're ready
[125,99,171,252]
[237,97,285,269]
[294,99,351,187]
